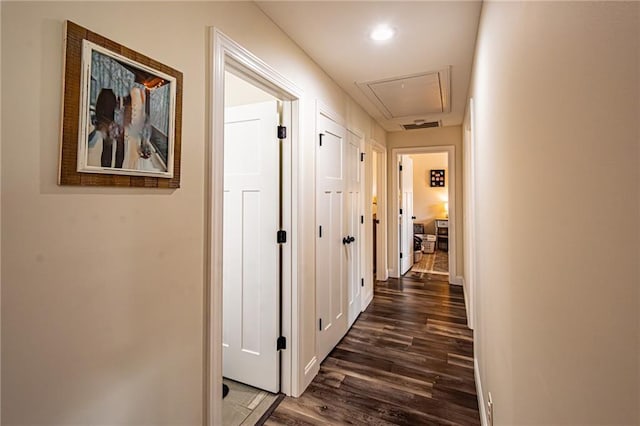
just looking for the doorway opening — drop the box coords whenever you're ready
[407,152,450,277]
[390,146,458,283]
[207,29,303,426]
[221,70,282,425]
[371,143,388,282]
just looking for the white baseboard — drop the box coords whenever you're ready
[450,275,464,286]
[475,357,488,426]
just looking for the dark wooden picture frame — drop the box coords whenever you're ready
[59,21,183,188]
[430,169,445,187]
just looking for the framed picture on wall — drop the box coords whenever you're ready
[430,169,445,187]
[59,21,183,187]
[77,41,177,178]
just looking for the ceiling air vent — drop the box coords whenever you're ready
[402,121,441,130]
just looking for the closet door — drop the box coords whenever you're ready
[222,100,280,392]
[346,129,362,327]
[316,115,348,363]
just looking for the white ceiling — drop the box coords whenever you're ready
[256,1,482,132]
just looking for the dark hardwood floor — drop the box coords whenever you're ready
[265,272,479,425]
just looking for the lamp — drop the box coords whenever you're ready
[444,202,449,218]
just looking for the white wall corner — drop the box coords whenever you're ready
[475,357,488,426]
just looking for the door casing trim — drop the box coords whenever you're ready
[206,28,303,426]
[371,142,388,282]
[389,146,458,283]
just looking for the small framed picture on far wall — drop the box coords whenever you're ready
[430,169,445,187]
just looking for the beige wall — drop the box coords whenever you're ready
[0,2,385,424]
[468,2,639,424]
[409,153,448,235]
[224,72,274,107]
[387,126,464,278]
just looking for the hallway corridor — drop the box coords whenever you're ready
[266,273,479,425]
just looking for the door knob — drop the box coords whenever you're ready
[411,216,416,220]
[349,236,355,243]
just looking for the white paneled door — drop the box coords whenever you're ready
[400,155,414,275]
[346,130,362,327]
[316,115,349,363]
[223,100,280,393]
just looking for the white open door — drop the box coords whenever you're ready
[223,100,280,393]
[400,155,414,275]
[346,130,362,327]
[316,115,349,363]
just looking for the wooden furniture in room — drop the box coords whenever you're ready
[435,218,449,251]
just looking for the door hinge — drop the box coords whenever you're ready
[399,164,403,172]
[400,252,403,259]
[399,208,403,215]
[319,318,323,331]
[319,133,324,146]
[360,215,364,224]
[277,336,286,351]
[277,126,287,139]
[319,225,322,238]
[277,230,287,244]
[360,152,365,162]
[361,278,364,287]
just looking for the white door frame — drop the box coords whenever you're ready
[389,146,460,284]
[398,154,415,275]
[206,28,303,426]
[372,142,388,282]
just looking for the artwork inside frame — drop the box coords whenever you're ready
[59,21,183,188]
[430,169,445,187]
[78,41,176,177]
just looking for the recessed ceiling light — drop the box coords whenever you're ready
[370,24,395,42]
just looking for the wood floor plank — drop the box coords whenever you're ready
[322,358,434,398]
[267,276,480,425]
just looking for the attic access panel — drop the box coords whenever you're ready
[357,68,451,120]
